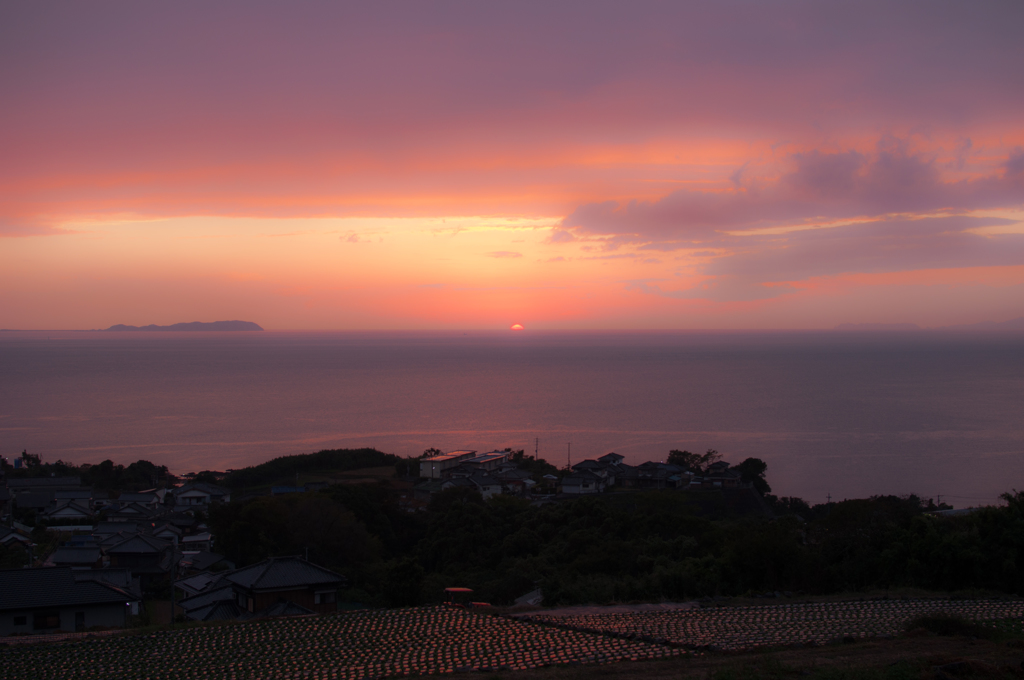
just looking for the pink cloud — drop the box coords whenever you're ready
[563,141,1024,244]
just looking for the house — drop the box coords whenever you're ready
[182,531,213,552]
[180,551,232,574]
[73,569,143,614]
[0,567,137,636]
[465,472,502,499]
[0,526,31,548]
[0,486,10,516]
[560,469,605,494]
[150,522,183,545]
[419,451,477,479]
[493,468,535,496]
[412,479,445,502]
[597,452,625,465]
[40,499,95,523]
[48,546,104,569]
[105,534,174,587]
[106,501,162,522]
[176,556,347,621]
[462,451,510,472]
[13,491,54,513]
[173,482,231,507]
[117,492,160,509]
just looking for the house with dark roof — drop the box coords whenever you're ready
[117,492,160,508]
[13,491,54,512]
[0,567,137,636]
[175,556,346,621]
[173,482,231,508]
[0,525,30,548]
[105,534,174,587]
[48,546,104,569]
[40,499,95,523]
[560,469,606,494]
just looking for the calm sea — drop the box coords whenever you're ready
[1,330,1022,508]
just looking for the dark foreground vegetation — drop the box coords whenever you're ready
[200,451,1024,607]
[7,447,1024,608]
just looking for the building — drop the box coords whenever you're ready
[0,567,138,636]
[419,451,477,479]
[175,556,347,621]
[462,451,510,472]
[173,482,231,507]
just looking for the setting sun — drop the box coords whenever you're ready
[510,324,525,331]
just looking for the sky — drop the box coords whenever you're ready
[2,1,1023,330]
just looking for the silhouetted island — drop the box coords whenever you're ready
[104,321,264,331]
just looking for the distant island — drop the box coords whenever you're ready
[104,321,264,331]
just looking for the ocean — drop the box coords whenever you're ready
[2,330,1022,508]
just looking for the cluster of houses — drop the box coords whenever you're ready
[413,450,537,501]
[1,473,353,636]
[412,450,752,500]
[562,455,747,494]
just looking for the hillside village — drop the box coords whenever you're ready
[0,447,771,637]
[413,449,762,499]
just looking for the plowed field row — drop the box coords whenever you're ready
[0,606,678,680]
[518,599,1024,651]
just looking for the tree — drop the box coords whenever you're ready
[668,449,722,473]
[731,457,771,495]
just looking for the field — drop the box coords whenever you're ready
[1,600,1022,680]
[519,599,1024,651]
[0,607,676,680]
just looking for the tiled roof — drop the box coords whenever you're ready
[106,534,170,554]
[51,546,102,565]
[14,491,53,509]
[224,556,345,591]
[0,567,131,611]
[181,551,228,572]
[175,482,230,496]
[94,522,139,535]
[190,601,246,621]
[54,489,93,500]
[117,492,157,502]
[178,584,237,612]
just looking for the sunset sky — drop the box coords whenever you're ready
[3,1,1023,330]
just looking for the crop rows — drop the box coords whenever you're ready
[0,606,678,680]
[520,599,1024,651]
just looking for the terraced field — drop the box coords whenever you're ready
[3,600,1022,679]
[0,606,678,680]
[519,599,1024,651]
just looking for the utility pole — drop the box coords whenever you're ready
[567,442,571,470]
[826,492,832,504]
[535,438,539,458]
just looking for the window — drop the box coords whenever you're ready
[314,591,336,605]
[13,616,26,626]
[33,611,60,630]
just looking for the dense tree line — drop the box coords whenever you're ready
[2,452,176,494]
[208,471,1024,608]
